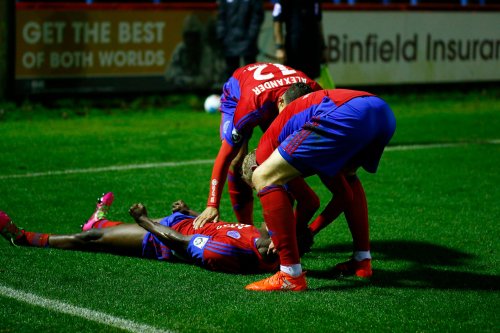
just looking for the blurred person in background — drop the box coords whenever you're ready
[272,0,327,80]
[216,0,264,79]
[164,15,214,91]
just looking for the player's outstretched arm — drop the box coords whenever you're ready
[171,200,199,217]
[194,140,241,229]
[129,203,192,254]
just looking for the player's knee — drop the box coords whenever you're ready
[76,229,104,243]
[252,167,268,192]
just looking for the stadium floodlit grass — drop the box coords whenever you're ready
[0,88,499,332]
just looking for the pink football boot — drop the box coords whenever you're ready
[0,211,24,245]
[82,192,114,231]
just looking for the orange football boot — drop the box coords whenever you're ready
[245,271,307,291]
[335,258,372,278]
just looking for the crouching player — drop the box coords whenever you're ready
[0,193,278,274]
[245,83,396,291]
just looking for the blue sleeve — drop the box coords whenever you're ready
[186,235,211,264]
[158,211,195,228]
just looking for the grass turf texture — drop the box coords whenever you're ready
[0,88,499,332]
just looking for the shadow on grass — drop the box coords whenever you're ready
[306,240,499,291]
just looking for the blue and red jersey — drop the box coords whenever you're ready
[256,89,395,177]
[142,212,278,274]
[208,62,321,207]
[256,89,374,164]
[220,62,322,146]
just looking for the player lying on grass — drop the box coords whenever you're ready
[0,193,278,274]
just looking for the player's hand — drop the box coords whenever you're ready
[268,239,278,255]
[129,203,147,220]
[193,207,219,229]
[171,200,190,214]
[275,48,286,64]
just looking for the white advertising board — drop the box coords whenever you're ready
[258,11,500,86]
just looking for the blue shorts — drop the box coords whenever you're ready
[141,212,191,261]
[219,77,239,141]
[278,96,396,177]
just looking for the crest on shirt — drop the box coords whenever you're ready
[231,128,242,144]
[192,236,209,249]
[227,230,241,239]
[223,120,231,135]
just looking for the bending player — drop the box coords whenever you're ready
[194,62,322,227]
[0,193,278,274]
[245,83,396,291]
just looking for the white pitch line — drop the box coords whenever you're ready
[385,139,500,151]
[0,140,498,180]
[0,159,214,180]
[0,284,173,333]
[386,142,465,151]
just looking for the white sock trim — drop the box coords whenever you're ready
[280,264,302,277]
[353,251,371,261]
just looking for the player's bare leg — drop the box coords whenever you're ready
[1,210,146,256]
[49,224,146,257]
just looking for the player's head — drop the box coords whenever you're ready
[242,149,258,188]
[256,223,279,265]
[278,82,314,112]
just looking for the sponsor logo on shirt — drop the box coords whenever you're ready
[193,236,209,249]
[216,223,251,230]
[210,179,218,204]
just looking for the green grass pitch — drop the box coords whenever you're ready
[0,88,499,332]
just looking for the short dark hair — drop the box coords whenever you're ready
[283,82,313,105]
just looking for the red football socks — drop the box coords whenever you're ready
[91,220,124,229]
[344,176,370,251]
[20,231,50,248]
[258,185,300,266]
[227,170,254,225]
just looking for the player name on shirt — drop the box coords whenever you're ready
[251,76,309,96]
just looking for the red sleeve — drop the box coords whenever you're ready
[206,140,240,208]
[255,128,278,166]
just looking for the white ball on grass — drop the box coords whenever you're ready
[204,94,220,113]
